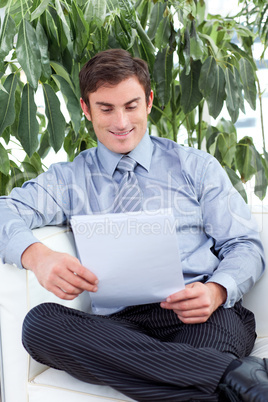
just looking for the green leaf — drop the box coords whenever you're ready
[154,17,171,50]
[225,42,256,71]
[50,61,75,92]
[89,0,107,27]
[0,142,10,176]
[206,125,219,155]
[235,137,256,182]
[239,58,257,110]
[71,3,89,55]
[1,126,10,145]
[36,21,51,80]
[9,162,25,191]
[0,14,16,62]
[199,33,219,60]
[18,84,39,157]
[24,152,43,175]
[16,19,41,89]
[139,0,151,30]
[199,56,216,98]
[0,73,17,137]
[0,0,9,7]
[0,171,9,196]
[216,132,237,167]
[223,166,247,203]
[20,155,43,183]
[106,0,119,12]
[147,2,165,40]
[71,61,81,102]
[43,9,61,61]
[118,0,137,29]
[224,67,240,123]
[153,47,173,107]
[38,130,51,159]
[190,21,205,61]
[21,161,39,178]
[206,64,225,119]
[30,0,51,21]
[135,19,156,73]
[52,75,81,135]
[92,26,109,52]
[55,0,72,51]
[196,0,206,24]
[114,16,130,49]
[216,118,237,136]
[253,149,268,200]
[182,26,190,75]
[10,86,22,139]
[233,66,245,114]
[149,96,164,126]
[42,83,66,153]
[0,82,8,94]
[180,60,203,114]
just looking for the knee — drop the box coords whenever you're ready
[22,302,59,353]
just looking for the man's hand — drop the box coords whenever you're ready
[160,282,227,324]
[21,242,99,300]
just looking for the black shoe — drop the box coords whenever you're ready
[219,356,268,402]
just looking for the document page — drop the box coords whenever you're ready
[71,211,184,311]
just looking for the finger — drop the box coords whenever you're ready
[57,273,98,294]
[52,286,81,300]
[66,259,99,285]
[161,299,206,311]
[165,292,211,311]
[165,289,197,304]
[166,282,206,304]
[176,314,210,324]
[174,306,211,318]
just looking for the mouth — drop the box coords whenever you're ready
[110,128,134,137]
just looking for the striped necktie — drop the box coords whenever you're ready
[114,155,142,213]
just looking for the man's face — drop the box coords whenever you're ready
[80,77,153,154]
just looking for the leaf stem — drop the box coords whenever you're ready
[256,75,266,152]
[152,104,173,123]
[171,82,177,143]
[198,101,204,150]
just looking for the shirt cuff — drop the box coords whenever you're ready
[206,272,239,308]
[5,231,41,269]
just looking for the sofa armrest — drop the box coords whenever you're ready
[0,226,92,401]
[242,209,268,337]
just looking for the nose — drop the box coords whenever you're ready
[115,109,129,131]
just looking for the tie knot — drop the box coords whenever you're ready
[116,156,137,174]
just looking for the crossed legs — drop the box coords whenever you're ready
[22,302,256,401]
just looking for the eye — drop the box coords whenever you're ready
[101,108,112,113]
[126,105,137,110]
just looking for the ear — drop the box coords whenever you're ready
[80,98,91,121]
[147,90,154,114]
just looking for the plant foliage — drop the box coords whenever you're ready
[0,0,267,201]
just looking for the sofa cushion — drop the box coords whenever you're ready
[30,368,133,401]
[29,337,268,402]
[250,338,268,359]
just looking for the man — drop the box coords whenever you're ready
[0,49,267,401]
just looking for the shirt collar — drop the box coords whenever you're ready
[97,131,153,176]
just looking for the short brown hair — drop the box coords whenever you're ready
[79,49,151,108]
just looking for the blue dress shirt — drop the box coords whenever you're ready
[0,132,265,311]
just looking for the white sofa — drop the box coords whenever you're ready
[0,207,267,402]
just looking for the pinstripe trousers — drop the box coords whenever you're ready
[22,301,256,402]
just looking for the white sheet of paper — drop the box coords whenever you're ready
[71,211,184,311]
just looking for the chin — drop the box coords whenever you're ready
[111,139,136,154]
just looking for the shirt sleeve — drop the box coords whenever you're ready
[0,165,69,268]
[199,156,265,308]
